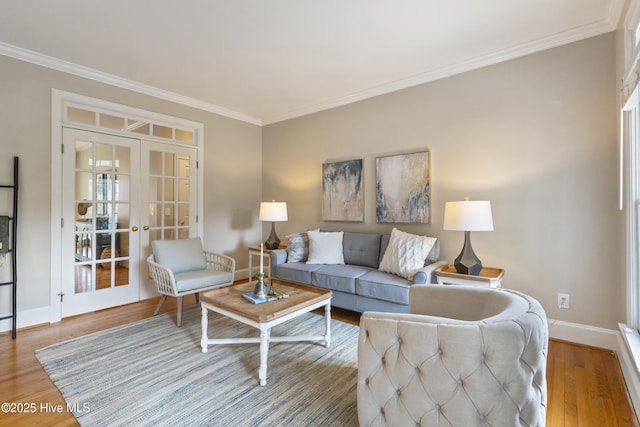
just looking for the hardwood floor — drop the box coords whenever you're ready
[0,297,638,426]
[74,264,129,293]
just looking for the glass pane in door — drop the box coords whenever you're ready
[73,139,132,294]
[146,148,194,247]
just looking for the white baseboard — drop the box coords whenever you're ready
[0,306,51,334]
[548,318,619,350]
[237,267,250,281]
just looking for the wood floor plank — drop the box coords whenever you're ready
[0,299,637,426]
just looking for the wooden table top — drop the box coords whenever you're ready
[248,244,287,252]
[435,264,505,282]
[200,278,332,323]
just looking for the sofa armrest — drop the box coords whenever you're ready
[269,249,288,266]
[411,260,447,284]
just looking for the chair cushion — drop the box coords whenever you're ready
[152,238,207,274]
[174,270,233,293]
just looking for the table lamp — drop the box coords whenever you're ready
[259,201,288,249]
[443,198,493,275]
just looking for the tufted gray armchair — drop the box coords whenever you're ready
[357,284,548,427]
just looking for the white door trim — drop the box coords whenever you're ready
[50,89,204,323]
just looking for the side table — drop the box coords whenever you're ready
[434,264,505,288]
[248,244,286,279]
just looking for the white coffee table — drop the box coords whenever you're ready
[200,279,332,386]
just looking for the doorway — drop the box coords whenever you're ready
[60,129,198,317]
[51,90,204,321]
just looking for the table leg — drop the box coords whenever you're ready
[258,327,271,386]
[324,303,331,348]
[200,305,209,353]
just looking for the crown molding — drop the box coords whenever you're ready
[0,42,263,126]
[262,8,623,125]
[0,0,624,128]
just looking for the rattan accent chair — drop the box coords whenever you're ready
[147,237,235,326]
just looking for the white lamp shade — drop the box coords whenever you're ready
[259,201,288,222]
[443,200,493,231]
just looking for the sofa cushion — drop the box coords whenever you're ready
[152,238,206,274]
[312,264,372,294]
[272,262,323,285]
[379,228,437,280]
[342,232,381,268]
[307,231,345,264]
[356,270,411,305]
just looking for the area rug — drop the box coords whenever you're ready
[36,306,360,426]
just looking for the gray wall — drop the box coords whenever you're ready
[0,55,262,314]
[263,33,622,329]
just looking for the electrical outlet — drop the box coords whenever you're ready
[558,293,570,309]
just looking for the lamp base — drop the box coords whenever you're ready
[264,222,280,249]
[453,231,482,275]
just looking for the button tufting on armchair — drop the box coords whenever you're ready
[147,237,236,327]
[357,284,548,427]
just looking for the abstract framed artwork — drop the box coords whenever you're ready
[376,151,430,223]
[322,159,364,222]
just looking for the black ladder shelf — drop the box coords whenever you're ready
[0,157,18,339]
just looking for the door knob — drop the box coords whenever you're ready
[132,226,139,232]
[143,225,149,231]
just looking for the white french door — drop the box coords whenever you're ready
[60,129,198,316]
[139,141,198,298]
[61,128,141,317]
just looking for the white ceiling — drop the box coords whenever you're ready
[0,0,625,125]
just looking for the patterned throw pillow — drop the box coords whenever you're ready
[379,228,437,280]
[286,232,311,263]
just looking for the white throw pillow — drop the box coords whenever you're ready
[306,231,345,265]
[379,228,437,280]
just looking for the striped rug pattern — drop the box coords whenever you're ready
[36,306,360,426]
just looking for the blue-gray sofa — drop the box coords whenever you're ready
[269,231,445,313]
